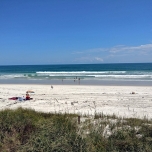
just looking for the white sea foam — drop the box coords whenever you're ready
[36,71,127,74]
[35,70,152,80]
[1,71,152,81]
[93,75,152,79]
[0,74,27,79]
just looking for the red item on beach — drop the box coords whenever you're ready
[26,97,30,100]
[9,97,18,100]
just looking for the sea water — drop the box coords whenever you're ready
[0,63,152,85]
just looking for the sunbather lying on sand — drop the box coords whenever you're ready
[8,97,33,101]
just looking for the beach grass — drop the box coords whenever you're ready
[0,108,152,152]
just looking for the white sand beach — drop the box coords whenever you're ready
[0,84,152,119]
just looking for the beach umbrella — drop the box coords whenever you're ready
[26,90,35,93]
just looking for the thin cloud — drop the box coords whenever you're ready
[107,44,152,62]
[72,48,107,54]
[77,44,152,54]
[95,57,103,62]
[72,43,152,63]
[109,44,152,54]
[74,56,103,63]
[72,51,84,54]
[88,48,107,53]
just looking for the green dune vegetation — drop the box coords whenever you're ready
[0,108,152,152]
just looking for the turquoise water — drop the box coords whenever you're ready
[0,63,152,85]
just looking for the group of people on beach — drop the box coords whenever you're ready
[17,92,31,101]
[8,91,31,101]
[19,92,31,101]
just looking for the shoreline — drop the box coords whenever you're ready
[0,83,152,119]
[0,78,152,86]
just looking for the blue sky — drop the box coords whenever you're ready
[0,0,152,65]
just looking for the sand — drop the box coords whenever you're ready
[0,84,152,119]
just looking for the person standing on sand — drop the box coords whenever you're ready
[78,78,80,84]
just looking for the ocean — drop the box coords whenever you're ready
[0,63,152,85]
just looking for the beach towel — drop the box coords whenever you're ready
[9,97,18,100]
